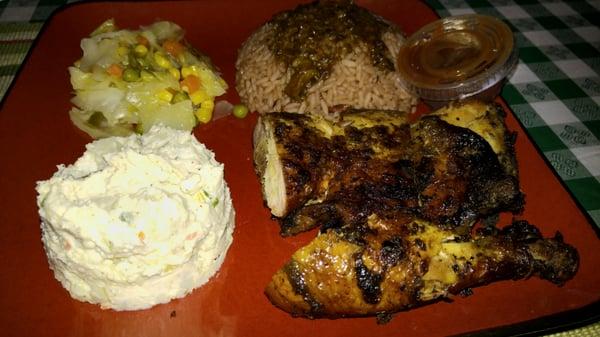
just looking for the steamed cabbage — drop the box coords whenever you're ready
[69,19,228,138]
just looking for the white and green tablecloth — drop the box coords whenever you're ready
[1,0,598,336]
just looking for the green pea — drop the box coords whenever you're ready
[136,56,149,68]
[123,68,140,82]
[232,104,249,119]
[171,91,189,104]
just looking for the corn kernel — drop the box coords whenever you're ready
[168,67,180,80]
[154,52,171,68]
[134,44,148,57]
[117,46,129,57]
[189,91,211,105]
[140,70,154,82]
[157,89,174,102]
[195,105,213,124]
[201,99,214,111]
[181,65,199,78]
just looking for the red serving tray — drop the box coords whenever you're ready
[0,1,598,336]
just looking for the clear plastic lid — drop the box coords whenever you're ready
[396,14,518,103]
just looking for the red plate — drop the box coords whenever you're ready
[0,1,598,336]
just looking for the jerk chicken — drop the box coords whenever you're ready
[252,101,578,319]
[266,219,577,318]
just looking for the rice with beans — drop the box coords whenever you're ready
[235,22,418,119]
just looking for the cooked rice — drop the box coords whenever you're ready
[235,23,418,119]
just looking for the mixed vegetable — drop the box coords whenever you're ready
[69,19,228,138]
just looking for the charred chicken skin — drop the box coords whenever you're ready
[254,102,522,236]
[266,219,577,318]
[253,102,578,319]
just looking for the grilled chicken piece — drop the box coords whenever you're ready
[253,102,522,236]
[429,102,518,178]
[265,220,579,318]
[253,110,410,219]
[254,102,579,319]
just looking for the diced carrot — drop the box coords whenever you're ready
[162,39,185,57]
[107,63,123,78]
[136,35,149,47]
[180,75,201,93]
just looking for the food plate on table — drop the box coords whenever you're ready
[0,1,598,336]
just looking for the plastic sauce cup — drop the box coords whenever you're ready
[396,14,518,109]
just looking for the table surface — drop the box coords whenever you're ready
[0,0,598,336]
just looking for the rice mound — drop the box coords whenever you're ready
[235,23,418,118]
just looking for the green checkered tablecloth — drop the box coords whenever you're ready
[0,0,598,336]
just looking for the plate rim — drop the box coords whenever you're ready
[0,0,598,336]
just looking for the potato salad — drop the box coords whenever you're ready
[36,125,235,310]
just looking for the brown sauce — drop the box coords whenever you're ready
[267,0,397,100]
[397,15,514,88]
